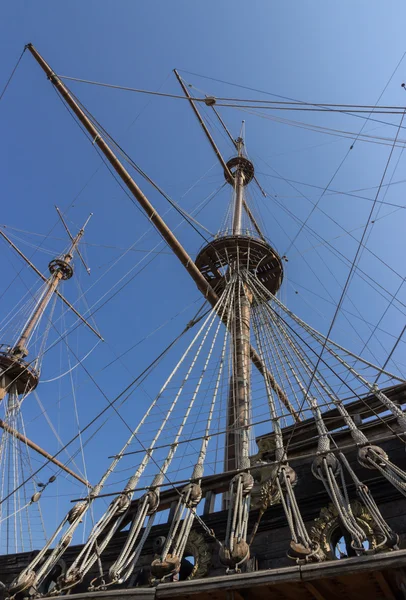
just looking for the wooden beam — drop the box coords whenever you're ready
[203,490,215,515]
[0,419,91,488]
[279,583,305,600]
[0,227,103,341]
[26,43,299,422]
[304,582,328,600]
[372,571,396,600]
[173,69,233,181]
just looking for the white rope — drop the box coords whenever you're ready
[99,283,234,586]
[272,291,405,383]
[248,270,404,554]
[41,339,102,383]
[9,301,219,595]
[54,287,232,591]
[273,314,368,445]
[148,286,233,581]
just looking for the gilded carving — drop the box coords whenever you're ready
[250,462,280,510]
[183,530,211,579]
[254,437,276,458]
[310,501,384,560]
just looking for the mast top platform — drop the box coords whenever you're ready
[196,146,283,300]
[224,156,255,186]
[48,258,74,280]
[0,347,39,398]
[195,233,283,299]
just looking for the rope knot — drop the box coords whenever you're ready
[67,501,87,524]
[145,489,160,515]
[182,482,202,507]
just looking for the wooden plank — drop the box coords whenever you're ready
[304,582,328,600]
[372,571,396,600]
[286,416,401,456]
[227,593,246,600]
[167,501,178,523]
[42,588,156,600]
[248,587,286,600]
[156,565,302,598]
[300,548,406,581]
[203,490,215,515]
[278,583,309,600]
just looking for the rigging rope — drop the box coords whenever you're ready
[0,48,26,103]
[10,288,229,594]
[58,74,406,114]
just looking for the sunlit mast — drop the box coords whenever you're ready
[0,211,95,551]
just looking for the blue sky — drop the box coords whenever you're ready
[1,2,406,546]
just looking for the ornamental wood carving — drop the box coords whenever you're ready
[184,530,211,579]
[310,500,385,560]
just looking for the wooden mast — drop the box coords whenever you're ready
[0,227,102,341]
[25,44,298,423]
[26,44,218,306]
[224,136,253,474]
[11,214,90,359]
[0,420,91,487]
[0,214,94,488]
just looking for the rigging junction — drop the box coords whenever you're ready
[0,44,406,599]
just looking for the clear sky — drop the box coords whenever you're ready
[1,1,406,546]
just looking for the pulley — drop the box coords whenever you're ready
[9,570,36,596]
[181,482,202,507]
[111,492,131,516]
[151,554,181,579]
[277,464,297,489]
[219,539,250,568]
[67,501,87,524]
[145,488,161,515]
[311,453,341,480]
[358,445,388,470]
[288,540,315,561]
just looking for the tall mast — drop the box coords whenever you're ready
[0,215,94,467]
[0,213,93,553]
[225,133,253,477]
[0,227,101,342]
[12,214,91,359]
[25,45,295,422]
[0,212,93,401]
[232,136,244,235]
[24,45,287,474]
[172,71,287,471]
